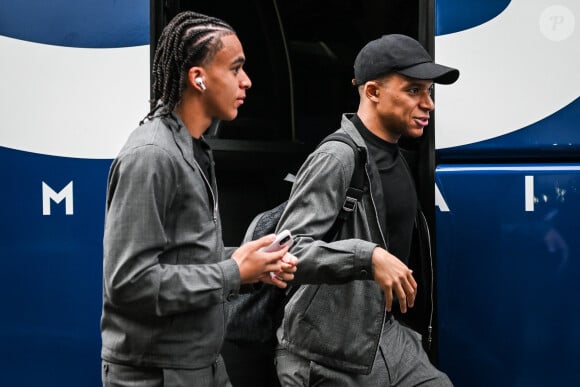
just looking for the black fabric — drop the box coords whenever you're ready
[251,202,287,241]
[192,136,213,200]
[353,34,459,85]
[349,115,431,351]
[221,339,280,387]
[318,132,367,240]
[192,136,211,178]
[351,115,416,264]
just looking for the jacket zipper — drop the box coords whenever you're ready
[207,150,219,224]
[418,210,434,349]
[193,158,218,224]
[364,163,390,369]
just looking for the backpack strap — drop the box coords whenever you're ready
[317,132,367,242]
[276,132,368,324]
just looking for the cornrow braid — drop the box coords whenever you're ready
[142,11,235,123]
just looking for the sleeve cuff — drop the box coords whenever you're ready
[354,241,377,280]
[218,258,241,302]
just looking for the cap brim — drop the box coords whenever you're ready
[398,62,459,85]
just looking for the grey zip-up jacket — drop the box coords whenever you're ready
[276,114,433,374]
[101,113,240,369]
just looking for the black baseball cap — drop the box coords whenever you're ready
[353,34,459,85]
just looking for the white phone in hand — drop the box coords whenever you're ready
[262,229,293,253]
[262,230,293,280]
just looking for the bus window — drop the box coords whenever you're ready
[152,0,425,145]
[151,0,431,245]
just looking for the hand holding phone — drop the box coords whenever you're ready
[261,230,294,280]
[261,230,293,253]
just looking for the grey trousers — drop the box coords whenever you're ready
[101,355,232,387]
[275,317,453,386]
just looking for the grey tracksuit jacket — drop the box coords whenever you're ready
[276,113,433,374]
[101,113,239,369]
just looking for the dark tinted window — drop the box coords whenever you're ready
[153,0,422,145]
[151,0,427,244]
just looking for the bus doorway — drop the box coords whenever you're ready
[150,1,439,386]
[150,0,435,249]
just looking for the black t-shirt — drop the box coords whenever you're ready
[350,115,417,263]
[192,136,212,199]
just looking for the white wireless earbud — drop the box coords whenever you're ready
[195,77,207,91]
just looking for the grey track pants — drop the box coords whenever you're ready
[275,316,453,387]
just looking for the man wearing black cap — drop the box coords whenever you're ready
[273,34,459,385]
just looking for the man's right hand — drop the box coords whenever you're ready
[371,247,417,313]
[232,235,297,288]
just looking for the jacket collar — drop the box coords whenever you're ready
[165,112,218,206]
[165,112,198,172]
[340,113,389,248]
[341,113,368,150]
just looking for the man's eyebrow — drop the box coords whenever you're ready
[232,56,245,66]
[407,81,434,88]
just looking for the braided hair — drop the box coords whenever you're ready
[142,11,235,123]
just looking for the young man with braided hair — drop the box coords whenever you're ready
[100,11,296,386]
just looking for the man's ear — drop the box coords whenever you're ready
[364,82,380,101]
[188,67,206,91]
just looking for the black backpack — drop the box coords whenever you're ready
[225,131,367,344]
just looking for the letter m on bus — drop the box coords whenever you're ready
[42,181,74,215]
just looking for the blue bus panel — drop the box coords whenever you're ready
[435,0,510,35]
[0,0,148,48]
[436,164,580,386]
[0,0,148,385]
[0,147,108,386]
[434,0,580,160]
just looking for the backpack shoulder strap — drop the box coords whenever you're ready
[317,132,368,241]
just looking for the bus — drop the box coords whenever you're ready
[435,0,580,385]
[0,0,578,385]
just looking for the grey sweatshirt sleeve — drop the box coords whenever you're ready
[276,142,377,284]
[103,145,240,317]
